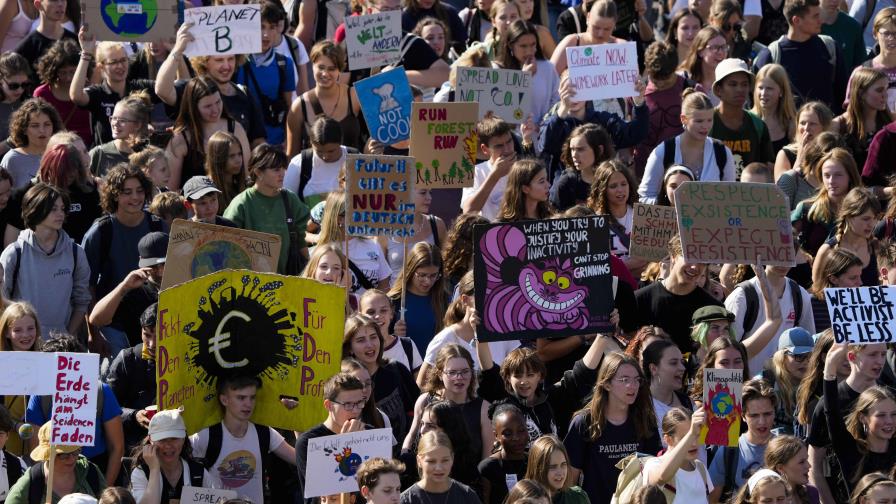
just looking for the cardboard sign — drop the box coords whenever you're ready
[345,154,415,238]
[409,102,479,189]
[0,352,57,395]
[181,486,238,504]
[344,11,402,70]
[157,270,345,434]
[825,286,896,344]
[304,429,393,498]
[355,67,413,144]
[472,217,614,342]
[455,67,532,123]
[161,219,282,290]
[52,352,100,446]
[699,368,742,447]
[80,0,180,42]
[675,182,795,266]
[565,42,640,102]
[182,5,262,57]
[630,203,678,262]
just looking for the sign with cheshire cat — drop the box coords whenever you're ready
[472,217,614,342]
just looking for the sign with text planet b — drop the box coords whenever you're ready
[455,67,532,123]
[566,42,640,102]
[182,5,262,57]
[825,286,896,345]
[674,182,795,267]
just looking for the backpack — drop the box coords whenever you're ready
[735,278,804,334]
[710,444,739,503]
[93,213,164,263]
[201,422,271,472]
[661,137,728,180]
[138,458,205,489]
[768,34,837,73]
[284,35,305,79]
[8,240,79,299]
[611,452,710,504]
[861,0,878,31]
[27,458,103,504]
[294,147,359,203]
[3,450,23,491]
[243,54,291,127]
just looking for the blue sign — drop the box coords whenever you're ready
[354,67,413,145]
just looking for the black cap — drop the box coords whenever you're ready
[140,303,158,328]
[138,232,169,268]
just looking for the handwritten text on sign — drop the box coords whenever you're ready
[700,368,742,447]
[409,102,479,189]
[630,203,678,262]
[825,286,896,344]
[53,352,99,446]
[455,67,532,123]
[675,182,795,267]
[345,11,402,70]
[183,5,262,57]
[355,67,413,144]
[566,42,639,102]
[345,154,415,237]
[305,429,393,498]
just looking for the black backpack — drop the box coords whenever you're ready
[294,147,359,203]
[27,458,103,504]
[200,422,271,472]
[3,450,23,491]
[138,458,205,490]
[92,213,164,259]
[662,137,728,179]
[734,278,804,334]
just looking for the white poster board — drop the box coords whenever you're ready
[183,5,262,57]
[825,286,896,344]
[0,352,57,395]
[344,11,402,70]
[455,67,532,123]
[303,429,393,498]
[51,352,99,446]
[181,486,238,504]
[565,42,640,102]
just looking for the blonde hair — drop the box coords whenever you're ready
[417,430,453,457]
[752,64,797,141]
[301,243,348,282]
[318,191,347,244]
[524,435,571,491]
[0,302,40,351]
[806,148,860,223]
[845,387,896,484]
[729,474,790,504]
[681,88,715,118]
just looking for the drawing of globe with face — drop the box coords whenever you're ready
[100,0,158,38]
[711,391,735,417]
[191,241,252,278]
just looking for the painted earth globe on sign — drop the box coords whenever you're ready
[711,391,735,416]
[100,0,158,38]
[191,241,252,278]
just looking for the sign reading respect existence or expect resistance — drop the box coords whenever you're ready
[409,102,479,189]
[157,270,345,434]
[825,286,896,344]
[344,11,402,70]
[472,217,614,342]
[630,203,678,262]
[565,42,640,102]
[455,67,532,123]
[345,154,415,237]
[675,182,795,267]
[182,5,262,57]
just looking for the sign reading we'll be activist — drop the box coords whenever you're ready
[455,67,531,123]
[183,5,261,57]
[675,182,795,267]
[825,286,896,344]
[345,154,415,237]
[566,42,640,102]
[344,11,402,70]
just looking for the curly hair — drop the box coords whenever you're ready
[8,98,62,147]
[644,40,680,81]
[100,163,153,214]
[587,159,638,215]
[36,38,81,86]
[560,123,614,173]
[422,343,477,399]
[441,213,489,285]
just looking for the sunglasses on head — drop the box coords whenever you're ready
[722,22,742,32]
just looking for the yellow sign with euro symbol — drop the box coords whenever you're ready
[156,270,345,434]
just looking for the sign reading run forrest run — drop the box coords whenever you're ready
[472,217,614,342]
[674,181,795,267]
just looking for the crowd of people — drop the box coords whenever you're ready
[0,0,895,502]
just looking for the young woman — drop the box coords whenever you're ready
[643,340,691,436]
[285,117,351,209]
[401,399,481,491]
[751,63,796,155]
[360,289,420,374]
[341,358,389,431]
[832,68,892,171]
[765,329,813,435]
[644,408,710,503]
[764,435,818,504]
[128,146,170,194]
[665,9,703,66]
[380,186,448,284]
[0,98,61,188]
[690,336,749,403]
[551,0,623,75]
[851,474,896,504]
[497,159,553,222]
[506,480,551,504]
[514,0,555,57]
[0,53,28,148]
[794,330,848,439]
[478,404,529,504]
[562,352,662,504]
[402,0,466,53]
[414,17,450,62]
[813,187,881,287]
[89,92,154,178]
[387,242,447,356]
[552,123,615,211]
[399,431,482,503]
[587,160,642,272]
[167,77,252,190]
[810,249,864,333]
[418,271,476,383]
[525,435,589,504]
[33,40,91,147]
[459,0,495,45]
[493,20,559,127]
[441,214,488,289]
[640,90,735,203]
[775,106,836,209]
[302,242,348,285]
[729,470,791,504]
[0,301,39,352]
[654,165,694,207]
[286,41,362,155]
[862,8,896,114]
[0,0,37,53]
[677,26,727,105]
[203,131,247,212]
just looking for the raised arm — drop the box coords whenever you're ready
[70,26,96,107]
[647,406,706,485]
[155,23,193,106]
[742,260,783,359]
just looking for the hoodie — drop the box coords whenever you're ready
[0,229,91,335]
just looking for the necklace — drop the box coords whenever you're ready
[324,87,342,118]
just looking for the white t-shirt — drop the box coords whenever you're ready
[611,206,634,259]
[0,450,25,501]
[189,423,286,504]
[275,35,310,91]
[129,459,213,501]
[670,0,760,15]
[424,327,520,367]
[461,160,507,221]
[383,336,424,372]
[284,146,347,199]
[347,237,392,295]
[643,458,712,504]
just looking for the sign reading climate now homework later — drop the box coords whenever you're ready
[565,42,639,102]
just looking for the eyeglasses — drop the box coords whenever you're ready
[706,43,730,53]
[721,22,742,32]
[414,271,442,281]
[613,376,643,387]
[110,116,138,125]
[4,80,29,90]
[103,57,129,67]
[360,379,374,390]
[879,30,896,40]
[56,449,82,460]
[332,399,366,411]
[443,368,472,378]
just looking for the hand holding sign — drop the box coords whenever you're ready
[172,22,195,57]
[78,25,97,56]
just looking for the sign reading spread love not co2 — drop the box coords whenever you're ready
[565,42,640,102]
[455,67,531,123]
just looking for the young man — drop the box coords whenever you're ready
[634,41,687,178]
[752,0,847,113]
[634,235,723,354]
[12,0,76,71]
[182,176,237,227]
[820,0,867,72]
[707,378,776,502]
[190,376,296,504]
[460,117,517,221]
[295,373,365,504]
[0,405,25,501]
[355,458,405,504]
[808,342,887,504]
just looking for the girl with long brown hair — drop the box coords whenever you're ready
[833,67,893,170]
[524,435,589,503]
[765,435,817,504]
[551,123,614,211]
[677,26,726,104]
[588,159,642,273]
[812,187,881,287]
[810,249,864,333]
[497,158,553,221]
[387,242,448,355]
[204,130,247,211]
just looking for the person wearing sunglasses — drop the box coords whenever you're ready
[0,53,30,154]
[759,328,816,436]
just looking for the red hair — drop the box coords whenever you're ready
[38,144,80,188]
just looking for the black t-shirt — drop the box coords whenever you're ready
[549,169,588,212]
[295,423,336,504]
[13,30,77,72]
[169,79,267,144]
[373,361,420,444]
[556,7,586,40]
[477,457,528,504]
[633,281,723,355]
[110,281,159,346]
[6,182,102,243]
[808,380,861,448]
[83,81,159,145]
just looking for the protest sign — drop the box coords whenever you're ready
[630,203,678,262]
[565,42,640,102]
[181,487,238,504]
[304,429,393,498]
[52,352,99,446]
[455,67,532,123]
[700,368,742,447]
[825,286,896,344]
[157,270,345,434]
[81,0,180,42]
[161,219,282,290]
[344,11,402,70]
[345,154,415,237]
[0,352,56,395]
[355,67,413,144]
[182,5,261,57]
[675,182,795,267]
[409,102,479,189]
[472,216,613,341]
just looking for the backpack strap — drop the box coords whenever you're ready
[95,214,114,262]
[3,450,23,490]
[298,148,314,202]
[662,137,676,170]
[862,0,878,31]
[722,445,738,499]
[788,278,803,326]
[569,6,582,34]
[348,259,375,290]
[203,423,224,470]
[696,460,710,495]
[711,140,728,180]
[85,461,102,495]
[738,281,760,335]
[10,241,21,299]
[255,423,271,455]
[427,214,440,248]
[768,37,782,64]
[399,337,415,370]
[27,462,44,504]
[187,459,206,487]
[746,112,767,142]
[819,34,837,70]
[285,36,304,76]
